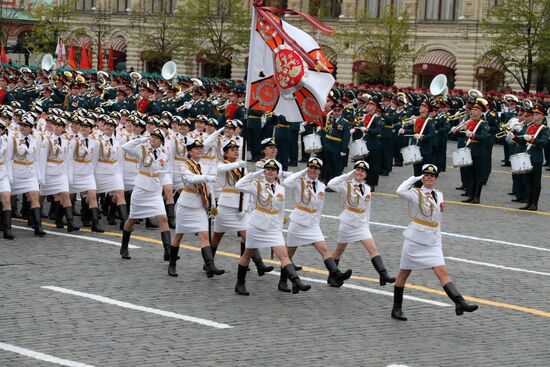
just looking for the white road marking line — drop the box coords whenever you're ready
[0,342,94,367]
[13,225,140,249]
[445,256,550,277]
[269,271,452,307]
[41,286,233,329]
[284,209,550,253]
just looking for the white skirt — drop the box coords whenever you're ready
[287,221,324,247]
[40,173,69,196]
[175,204,208,234]
[96,173,124,194]
[399,238,445,270]
[123,174,136,191]
[172,175,184,190]
[70,174,96,194]
[129,186,166,219]
[11,175,39,195]
[214,205,247,233]
[246,223,285,249]
[337,221,372,243]
[0,175,10,193]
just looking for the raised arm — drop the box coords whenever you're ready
[235,170,264,194]
[327,170,355,193]
[396,175,423,201]
[282,168,307,188]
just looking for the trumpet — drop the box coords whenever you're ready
[495,117,522,139]
[447,110,468,121]
[399,115,419,127]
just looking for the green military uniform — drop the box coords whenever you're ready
[433,111,450,172]
[246,109,263,162]
[380,105,397,175]
[319,113,350,184]
[360,113,382,189]
[462,117,490,203]
[403,116,435,176]
[482,109,499,184]
[274,114,291,170]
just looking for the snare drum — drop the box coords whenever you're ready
[303,133,323,154]
[349,139,369,161]
[510,152,533,174]
[452,147,473,168]
[401,145,422,165]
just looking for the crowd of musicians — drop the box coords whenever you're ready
[3,65,550,320]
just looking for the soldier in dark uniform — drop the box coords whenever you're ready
[288,120,300,166]
[433,98,450,172]
[319,102,350,186]
[274,114,291,170]
[246,108,264,162]
[517,105,549,210]
[110,89,129,112]
[359,99,382,190]
[393,94,411,167]
[501,98,519,167]
[380,93,397,176]
[482,98,500,184]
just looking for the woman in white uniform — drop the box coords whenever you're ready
[281,157,352,291]
[0,119,14,239]
[327,161,395,287]
[68,118,103,233]
[167,138,223,278]
[392,164,478,321]
[234,159,310,295]
[119,129,171,261]
[7,115,46,236]
[38,117,80,232]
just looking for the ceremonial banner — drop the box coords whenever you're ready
[80,45,90,70]
[0,43,7,64]
[55,37,66,69]
[67,42,78,70]
[245,1,335,126]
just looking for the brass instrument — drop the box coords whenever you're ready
[399,115,419,127]
[468,89,483,99]
[447,110,468,122]
[495,117,522,139]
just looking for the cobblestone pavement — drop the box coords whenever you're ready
[1,142,549,367]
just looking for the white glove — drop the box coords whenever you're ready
[211,100,219,106]
[513,124,522,132]
[253,169,265,177]
[506,131,515,144]
[205,175,218,183]
[414,175,424,181]
[183,101,192,110]
[523,134,532,142]
[413,134,421,140]
[340,152,347,156]
[346,170,356,178]
[360,126,368,132]
[299,123,306,134]
[450,126,458,133]
[352,98,358,106]
[140,136,150,143]
[237,160,247,168]
[465,130,473,138]
[398,128,405,135]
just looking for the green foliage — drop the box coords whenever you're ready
[26,0,77,53]
[336,8,423,86]
[480,0,550,92]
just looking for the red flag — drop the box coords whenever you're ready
[108,46,115,71]
[80,45,90,69]
[67,42,78,69]
[0,43,8,64]
[88,44,92,68]
[98,42,104,70]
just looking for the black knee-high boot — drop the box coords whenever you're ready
[327,258,342,287]
[391,286,407,321]
[21,194,30,220]
[234,264,249,295]
[201,246,225,278]
[443,282,478,316]
[117,204,128,230]
[324,257,352,286]
[11,196,21,218]
[90,208,104,233]
[71,196,80,216]
[81,198,91,227]
[64,206,80,232]
[168,246,180,277]
[161,230,171,261]
[107,201,117,225]
[3,210,14,240]
[120,230,131,259]
[251,248,274,276]
[32,207,46,237]
[371,255,396,286]
[283,264,311,294]
[166,203,175,229]
[278,270,291,293]
[54,202,64,228]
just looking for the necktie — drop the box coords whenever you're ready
[109,137,113,146]
[359,183,364,196]
[153,149,158,160]
[57,137,62,147]
[24,137,29,148]
[270,184,275,193]
[84,138,89,148]
[431,190,438,203]
[312,181,317,193]
[196,162,202,173]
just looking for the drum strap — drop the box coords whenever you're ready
[526,125,545,151]
[465,120,482,147]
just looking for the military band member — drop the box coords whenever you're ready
[281,158,352,291]
[327,161,395,287]
[433,99,450,172]
[119,129,171,260]
[360,99,383,190]
[319,102,350,185]
[392,165,478,321]
[399,100,435,176]
[167,138,223,278]
[234,159,311,295]
[516,105,549,211]
[380,94,397,176]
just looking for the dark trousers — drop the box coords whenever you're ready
[482,140,494,184]
[276,139,290,171]
[289,130,299,163]
[434,140,448,172]
[366,148,381,188]
[323,151,345,184]
[381,138,394,173]
[300,132,310,162]
[523,163,542,190]
[247,124,262,160]
[504,143,511,164]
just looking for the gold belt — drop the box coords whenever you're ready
[276,124,290,128]
[99,159,117,164]
[47,159,64,164]
[345,206,365,214]
[326,135,342,142]
[14,160,33,166]
[182,187,198,194]
[384,125,393,128]
[175,157,186,161]
[412,217,439,228]
[256,206,280,215]
[203,156,215,160]
[125,157,138,163]
[139,170,160,178]
[222,188,240,194]
[74,158,92,164]
[295,204,317,213]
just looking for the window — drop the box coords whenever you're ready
[364,0,401,18]
[117,0,130,12]
[309,0,341,18]
[74,0,94,11]
[151,0,173,13]
[425,0,462,21]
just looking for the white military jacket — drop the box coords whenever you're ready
[216,160,248,209]
[95,132,123,175]
[176,158,210,209]
[396,175,443,245]
[7,132,40,182]
[38,133,68,179]
[283,168,325,227]
[122,137,168,192]
[327,171,372,228]
[68,133,98,178]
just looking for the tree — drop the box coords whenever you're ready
[174,0,250,77]
[26,0,77,54]
[480,0,550,93]
[336,8,423,86]
[0,2,19,47]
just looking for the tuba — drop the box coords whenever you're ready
[41,54,55,71]
[161,61,177,81]
[429,74,448,96]
[468,89,483,99]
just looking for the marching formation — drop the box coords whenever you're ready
[2,64,549,320]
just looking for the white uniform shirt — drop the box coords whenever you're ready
[122,137,168,192]
[328,171,372,228]
[283,169,325,227]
